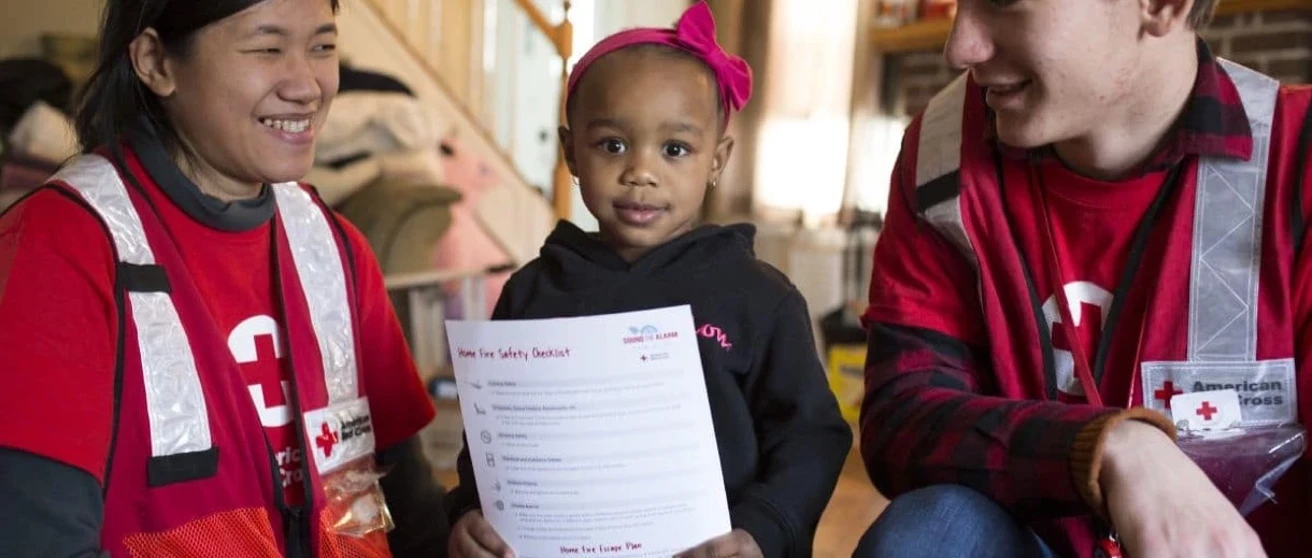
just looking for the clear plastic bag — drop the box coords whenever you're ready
[1176,425,1306,516]
[321,456,396,538]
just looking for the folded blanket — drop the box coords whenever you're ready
[316,92,446,165]
[304,157,382,206]
[7,101,77,163]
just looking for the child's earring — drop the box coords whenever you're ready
[572,176,580,187]
[708,178,718,189]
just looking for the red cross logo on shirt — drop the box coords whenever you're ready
[1044,282,1115,399]
[315,422,339,457]
[1196,401,1219,421]
[1155,381,1184,409]
[1050,301,1105,357]
[250,333,287,405]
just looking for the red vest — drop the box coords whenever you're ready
[49,153,392,557]
[910,61,1310,554]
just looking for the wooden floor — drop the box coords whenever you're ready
[813,446,887,556]
[434,443,886,557]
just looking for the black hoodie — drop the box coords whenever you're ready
[444,221,852,557]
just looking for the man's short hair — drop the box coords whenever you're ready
[1188,0,1219,29]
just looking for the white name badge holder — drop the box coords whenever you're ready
[1170,389,1306,516]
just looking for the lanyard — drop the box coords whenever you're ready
[1003,157,1183,407]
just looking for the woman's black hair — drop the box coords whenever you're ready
[75,0,340,154]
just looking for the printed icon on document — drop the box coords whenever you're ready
[469,381,483,390]
[486,453,496,467]
[474,403,487,415]
[494,480,501,492]
[495,500,505,511]
[480,430,493,444]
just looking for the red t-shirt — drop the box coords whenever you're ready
[1009,161,1169,403]
[0,159,435,506]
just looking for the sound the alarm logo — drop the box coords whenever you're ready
[622,324,678,345]
[624,324,679,363]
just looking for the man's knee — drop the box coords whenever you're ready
[853,485,1048,558]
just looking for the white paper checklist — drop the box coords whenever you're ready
[446,305,731,558]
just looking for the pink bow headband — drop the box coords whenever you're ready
[565,1,753,125]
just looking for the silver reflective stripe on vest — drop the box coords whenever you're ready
[52,155,213,458]
[1188,60,1278,362]
[914,73,975,266]
[1136,60,1292,427]
[1142,60,1296,427]
[272,184,360,404]
[917,73,968,186]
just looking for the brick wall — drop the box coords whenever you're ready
[889,9,1312,117]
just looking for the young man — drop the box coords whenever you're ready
[857,0,1311,556]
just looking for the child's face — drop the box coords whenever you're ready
[944,0,1150,149]
[561,48,732,262]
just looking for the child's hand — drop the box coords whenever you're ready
[448,510,515,558]
[674,529,763,558]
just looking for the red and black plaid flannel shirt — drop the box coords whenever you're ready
[861,39,1254,517]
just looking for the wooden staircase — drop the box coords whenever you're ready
[335,0,575,386]
[352,0,575,221]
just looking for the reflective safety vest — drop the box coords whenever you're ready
[905,59,1310,553]
[49,153,390,557]
[914,59,1296,421]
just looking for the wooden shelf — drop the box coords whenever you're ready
[1214,0,1312,15]
[871,0,1312,54]
[870,17,952,54]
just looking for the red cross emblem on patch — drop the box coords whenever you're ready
[1154,381,1183,408]
[315,422,339,457]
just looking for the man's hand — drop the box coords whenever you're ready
[1101,419,1265,558]
[674,529,763,558]
[448,510,514,558]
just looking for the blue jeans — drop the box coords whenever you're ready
[852,485,1055,558]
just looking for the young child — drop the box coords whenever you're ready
[442,3,853,557]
